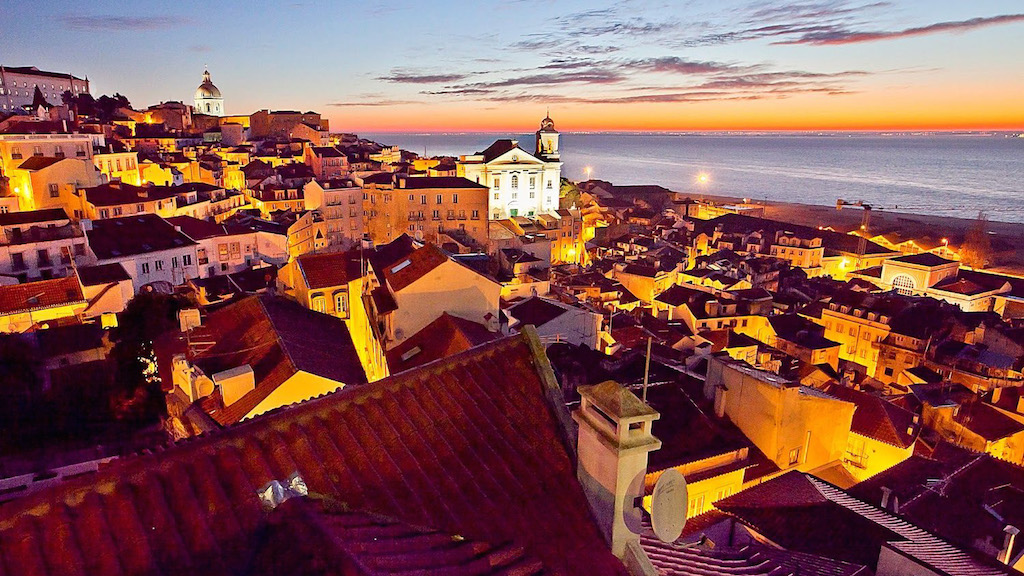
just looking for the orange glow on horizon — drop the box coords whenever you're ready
[328,89,1024,133]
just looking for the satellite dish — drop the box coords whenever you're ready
[651,469,688,543]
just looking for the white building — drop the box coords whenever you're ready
[85,214,199,293]
[0,66,90,113]
[193,69,224,117]
[0,208,94,282]
[459,115,561,220]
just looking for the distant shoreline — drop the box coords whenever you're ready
[677,190,1024,276]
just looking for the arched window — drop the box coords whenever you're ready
[892,274,915,295]
[334,290,348,317]
[311,293,326,313]
[511,175,519,189]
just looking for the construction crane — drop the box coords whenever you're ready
[837,199,872,257]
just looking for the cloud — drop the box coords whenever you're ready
[327,99,424,107]
[62,15,189,31]
[776,13,1024,45]
[377,71,472,84]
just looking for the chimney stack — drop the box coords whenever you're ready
[880,486,892,510]
[573,380,661,558]
[999,525,1020,565]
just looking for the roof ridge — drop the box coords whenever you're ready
[256,296,299,376]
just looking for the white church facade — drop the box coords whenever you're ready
[193,69,224,116]
[459,115,562,219]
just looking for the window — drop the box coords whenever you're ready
[511,175,519,189]
[172,256,179,268]
[10,146,21,159]
[155,260,164,271]
[113,207,123,216]
[884,367,894,377]
[547,181,553,189]
[471,210,479,219]
[493,178,499,188]
[141,262,151,274]
[48,183,59,198]
[219,244,229,261]
[33,146,42,157]
[183,254,192,266]
[529,191,535,199]
[137,204,144,212]
[311,294,326,313]
[530,177,536,189]
[452,193,458,204]
[436,194,443,204]
[334,291,348,317]
[789,447,801,465]
[892,274,915,296]
[493,192,499,200]
[432,209,440,220]
[687,494,705,518]
[37,249,49,266]
[76,145,86,157]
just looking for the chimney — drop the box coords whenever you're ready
[880,486,892,510]
[573,380,661,558]
[178,308,201,332]
[213,365,256,407]
[999,526,1019,565]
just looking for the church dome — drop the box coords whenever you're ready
[195,69,221,99]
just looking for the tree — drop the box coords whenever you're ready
[560,177,582,210]
[108,291,184,425]
[961,212,992,269]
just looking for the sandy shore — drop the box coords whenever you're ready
[692,193,1024,275]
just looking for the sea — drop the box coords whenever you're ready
[363,132,1024,224]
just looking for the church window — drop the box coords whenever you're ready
[511,175,519,189]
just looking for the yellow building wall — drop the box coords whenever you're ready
[0,302,86,333]
[843,432,914,483]
[246,371,345,421]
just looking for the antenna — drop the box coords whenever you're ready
[651,469,688,543]
[642,336,653,402]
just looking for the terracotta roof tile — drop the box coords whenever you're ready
[0,333,624,575]
[0,274,85,315]
[386,312,499,373]
[295,249,364,290]
[383,244,450,292]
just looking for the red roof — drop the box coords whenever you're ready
[0,333,625,575]
[0,274,85,315]
[383,243,450,292]
[295,249,364,290]
[821,384,918,448]
[386,312,499,373]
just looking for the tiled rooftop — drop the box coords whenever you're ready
[0,333,624,575]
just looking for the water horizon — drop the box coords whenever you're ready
[364,132,1024,224]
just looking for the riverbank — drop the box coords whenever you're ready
[691,193,1024,276]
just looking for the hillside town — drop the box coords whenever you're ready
[0,65,1023,575]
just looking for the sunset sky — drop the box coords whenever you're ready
[6,0,1024,132]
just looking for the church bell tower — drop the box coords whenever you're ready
[536,113,559,161]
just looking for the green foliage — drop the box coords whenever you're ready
[560,178,581,210]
